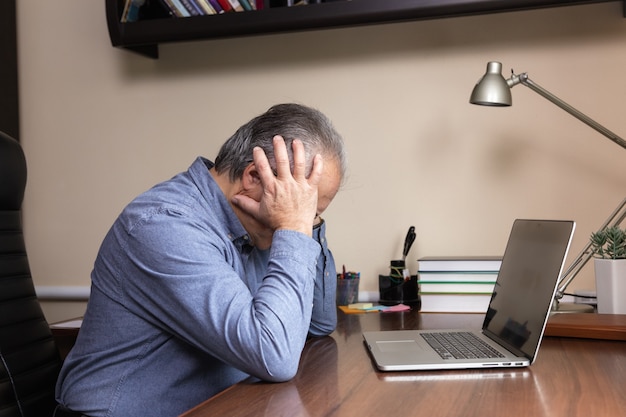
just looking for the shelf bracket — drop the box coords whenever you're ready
[122,44,158,59]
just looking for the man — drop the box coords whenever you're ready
[55,103,347,417]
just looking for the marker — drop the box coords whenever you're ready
[402,226,416,262]
[402,226,416,281]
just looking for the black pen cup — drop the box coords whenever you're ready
[379,273,420,309]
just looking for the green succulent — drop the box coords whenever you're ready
[590,226,626,259]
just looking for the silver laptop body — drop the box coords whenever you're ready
[363,219,576,371]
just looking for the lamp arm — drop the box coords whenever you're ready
[506,72,626,299]
[509,73,626,150]
[554,197,626,300]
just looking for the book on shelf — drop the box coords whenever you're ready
[419,282,496,294]
[420,293,492,313]
[158,0,227,16]
[160,0,191,16]
[206,0,224,13]
[184,0,205,14]
[417,256,502,272]
[121,0,147,22]
[196,0,218,14]
[215,0,233,12]
[227,0,244,11]
[238,0,254,10]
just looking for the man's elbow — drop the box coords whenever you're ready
[308,321,336,337]
[261,359,299,382]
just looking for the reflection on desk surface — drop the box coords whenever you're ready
[377,370,530,382]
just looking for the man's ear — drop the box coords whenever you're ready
[240,163,263,198]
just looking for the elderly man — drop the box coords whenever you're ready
[55,103,347,417]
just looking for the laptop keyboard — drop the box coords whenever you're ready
[421,332,505,360]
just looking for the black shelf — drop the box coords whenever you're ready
[106,0,622,59]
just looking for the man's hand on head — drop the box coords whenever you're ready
[231,135,323,237]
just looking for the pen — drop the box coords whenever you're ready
[402,226,416,262]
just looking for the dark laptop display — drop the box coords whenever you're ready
[482,219,575,359]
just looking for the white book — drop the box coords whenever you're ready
[417,272,499,283]
[419,282,496,294]
[417,256,502,272]
[228,0,244,11]
[420,293,492,313]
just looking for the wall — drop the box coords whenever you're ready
[17,1,626,322]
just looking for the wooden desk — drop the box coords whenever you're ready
[182,310,625,417]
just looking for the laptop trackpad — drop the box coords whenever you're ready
[377,340,423,353]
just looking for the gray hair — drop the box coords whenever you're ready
[214,103,347,183]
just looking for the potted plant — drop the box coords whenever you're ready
[589,226,626,314]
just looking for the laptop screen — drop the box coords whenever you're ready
[482,219,575,359]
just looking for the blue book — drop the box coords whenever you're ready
[121,0,146,22]
[180,0,202,15]
[238,0,253,11]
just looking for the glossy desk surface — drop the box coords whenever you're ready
[181,310,626,417]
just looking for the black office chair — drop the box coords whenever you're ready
[0,131,62,417]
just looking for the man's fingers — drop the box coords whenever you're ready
[252,146,275,186]
[307,153,324,186]
[291,139,306,180]
[272,135,292,179]
[231,194,260,219]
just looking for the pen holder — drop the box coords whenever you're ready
[379,274,420,308]
[336,276,360,306]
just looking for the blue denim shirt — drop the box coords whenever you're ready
[55,157,337,417]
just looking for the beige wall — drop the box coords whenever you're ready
[17,1,626,322]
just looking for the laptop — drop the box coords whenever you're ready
[363,219,575,371]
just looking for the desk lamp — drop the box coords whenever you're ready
[469,61,626,313]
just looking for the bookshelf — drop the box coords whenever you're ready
[106,0,623,59]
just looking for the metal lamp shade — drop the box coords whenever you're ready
[469,61,512,106]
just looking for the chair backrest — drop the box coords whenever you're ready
[0,131,62,417]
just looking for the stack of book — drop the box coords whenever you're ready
[417,256,502,313]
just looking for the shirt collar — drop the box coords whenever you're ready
[189,157,251,248]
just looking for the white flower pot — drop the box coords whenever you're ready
[594,258,626,314]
